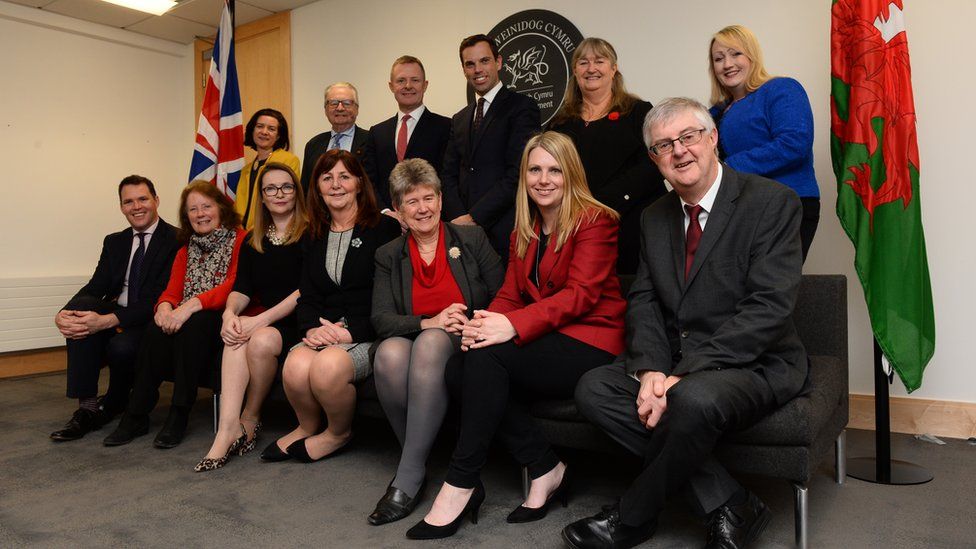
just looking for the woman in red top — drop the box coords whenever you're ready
[407,132,627,539]
[104,181,246,449]
[369,159,504,526]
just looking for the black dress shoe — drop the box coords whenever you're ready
[51,408,108,441]
[368,479,425,526]
[561,505,656,549]
[704,491,771,549]
[507,465,572,523]
[153,407,190,449]
[405,482,485,540]
[285,437,351,463]
[103,414,150,446]
[260,440,292,462]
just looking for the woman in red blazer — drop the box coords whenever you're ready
[407,132,626,539]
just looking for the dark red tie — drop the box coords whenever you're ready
[396,114,410,162]
[473,98,485,132]
[684,204,703,279]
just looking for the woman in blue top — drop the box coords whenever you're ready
[708,24,819,261]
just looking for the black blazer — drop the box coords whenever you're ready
[440,86,540,256]
[64,219,179,329]
[300,125,369,192]
[371,223,504,338]
[295,215,401,341]
[623,165,807,405]
[363,108,452,211]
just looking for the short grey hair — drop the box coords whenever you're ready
[324,81,359,105]
[389,158,441,208]
[643,97,716,149]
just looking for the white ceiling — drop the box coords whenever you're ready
[3,0,317,43]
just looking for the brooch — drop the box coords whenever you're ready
[350,238,362,248]
[608,111,620,121]
[448,246,461,259]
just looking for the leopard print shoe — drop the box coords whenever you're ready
[237,421,263,456]
[193,455,228,472]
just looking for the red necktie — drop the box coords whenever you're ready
[684,204,703,279]
[396,114,411,162]
[473,98,485,132]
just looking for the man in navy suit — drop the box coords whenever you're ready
[300,81,370,192]
[51,176,178,441]
[364,55,451,219]
[440,34,541,260]
[564,98,806,549]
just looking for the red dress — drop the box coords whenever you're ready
[409,224,464,317]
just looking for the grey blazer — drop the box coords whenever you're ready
[623,164,808,406]
[372,223,504,338]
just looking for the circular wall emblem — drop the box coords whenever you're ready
[468,10,584,126]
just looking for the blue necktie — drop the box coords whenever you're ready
[329,133,344,150]
[127,233,146,305]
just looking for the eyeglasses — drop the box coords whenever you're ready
[648,128,707,157]
[262,183,296,196]
[326,99,357,108]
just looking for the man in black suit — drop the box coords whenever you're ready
[300,81,369,192]
[440,34,541,260]
[364,55,451,217]
[563,98,806,549]
[50,175,178,441]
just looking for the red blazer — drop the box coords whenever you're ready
[157,228,247,311]
[489,210,626,356]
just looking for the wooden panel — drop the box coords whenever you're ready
[193,11,292,168]
[849,394,976,440]
[0,348,66,379]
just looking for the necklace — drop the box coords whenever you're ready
[266,224,289,245]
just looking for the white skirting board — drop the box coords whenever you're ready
[0,276,87,353]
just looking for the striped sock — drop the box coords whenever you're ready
[79,397,99,412]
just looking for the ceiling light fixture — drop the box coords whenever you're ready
[100,0,178,16]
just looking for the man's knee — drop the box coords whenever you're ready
[575,364,626,422]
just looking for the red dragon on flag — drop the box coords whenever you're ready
[831,0,934,392]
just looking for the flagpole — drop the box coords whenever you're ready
[846,339,933,485]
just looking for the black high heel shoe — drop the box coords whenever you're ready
[405,482,485,540]
[506,466,571,523]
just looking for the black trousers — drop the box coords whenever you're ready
[799,197,820,263]
[63,296,143,412]
[126,310,223,416]
[575,364,776,526]
[444,332,614,489]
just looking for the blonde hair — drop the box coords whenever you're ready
[551,37,639,125]
[708,25,773,106]
[514,132,619,258]
[250,163,309,252]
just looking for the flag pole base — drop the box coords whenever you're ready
[846,456,933,485]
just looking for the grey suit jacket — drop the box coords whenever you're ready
[623,164,807,405]
[372,223,504,338]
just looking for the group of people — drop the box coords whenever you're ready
[51,25,818,549]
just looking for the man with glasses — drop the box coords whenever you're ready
[50,176,178,442]
[564,98,806,549]
[300,82,369,192]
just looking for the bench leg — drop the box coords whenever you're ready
[791,481,808,549]
[835,430,846,484]
[522,466,530,500]
[212,392,220,434]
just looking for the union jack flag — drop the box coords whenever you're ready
[188,0,244,200]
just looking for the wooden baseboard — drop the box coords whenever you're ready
[0,347,66,379]
[848,394,976,440]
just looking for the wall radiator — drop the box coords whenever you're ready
[0,276,87,353]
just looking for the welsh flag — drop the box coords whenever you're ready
[830,0,934,392]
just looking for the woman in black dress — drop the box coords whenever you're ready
[263,150,400,463]
[195,163,309,471]
[548,37,666,274]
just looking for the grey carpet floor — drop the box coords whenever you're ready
[1,373,973,548]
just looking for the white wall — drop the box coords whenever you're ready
[292,0,973,404]
[0,1,194,279]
